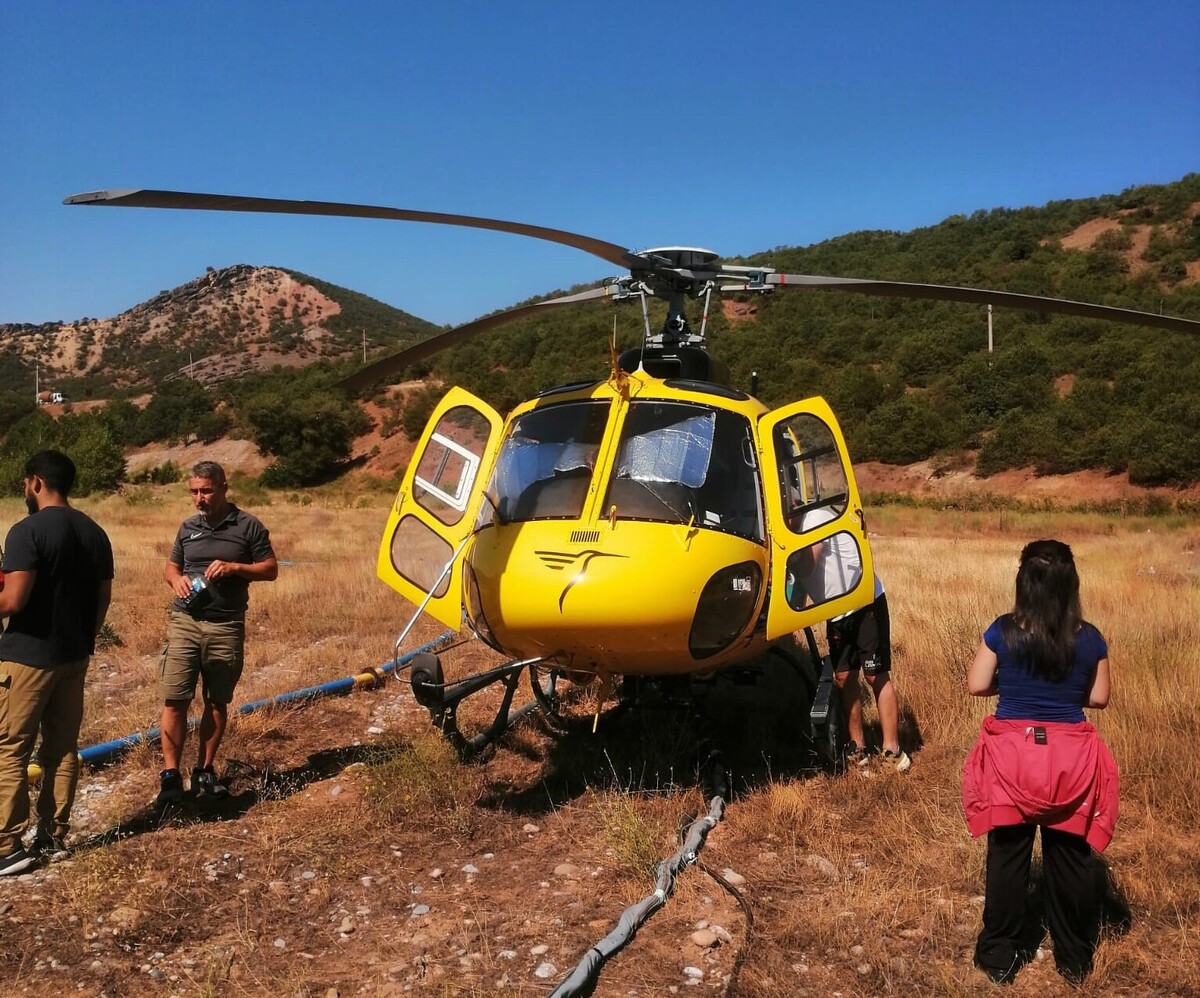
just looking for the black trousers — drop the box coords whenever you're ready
[975,823,1102,983]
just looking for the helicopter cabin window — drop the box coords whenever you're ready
[484,400,610,523]
[773,412,850,532]
[783,526,863,612]
[605,402,763,542]
[412,405,493,527]
[388,515,454,599]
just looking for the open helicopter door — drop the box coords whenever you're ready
[377,387,504,629]
[757,397,874,639]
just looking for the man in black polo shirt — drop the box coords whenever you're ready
[158,461,276,805]
[1,450,113,876]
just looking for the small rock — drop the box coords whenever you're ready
[531,944,549,956]
[1035,947,1046,962]
[329,785,344,797]
[0,901,12,916]
[366,726,384,735]
[899,928,923,939]
[359,876,373,887]
[682,966,704,979]
[430,868,444,879]
[804,854,839,880]
[720,868,745,886]
[149,969,165,981]
[856,962,872,975]
[554,863,583,880]
[690,929,718,948]
[273,938,287,949]
[301,871,316,880]
[850,944,864,957]
[694,919,709,930]
[712,925,733,944]
[411,904,430,917]
[498,950,517,960]
[534,962,557,979]
[523,823,540,833]
[339,916,355,934]
[462,864,479,875]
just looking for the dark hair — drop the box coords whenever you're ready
[191,461,226,484]
[1001,539,1082,681]
[25,450,76,497]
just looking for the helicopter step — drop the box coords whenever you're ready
[408,652,558,757]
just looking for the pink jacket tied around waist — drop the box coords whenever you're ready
[962,716,1119,852]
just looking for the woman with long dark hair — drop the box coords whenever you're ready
[962,539,1117,985]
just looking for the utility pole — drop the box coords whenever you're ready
[987,304,993,365]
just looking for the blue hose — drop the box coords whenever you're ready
[76,631,455,768]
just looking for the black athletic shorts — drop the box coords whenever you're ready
[827,591,891,676]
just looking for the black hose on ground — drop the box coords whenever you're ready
[549,750,729,998]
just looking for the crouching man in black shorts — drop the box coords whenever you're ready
[827,577,910,772]
[157,461,276,805]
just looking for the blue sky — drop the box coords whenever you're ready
[3,1,1197,327]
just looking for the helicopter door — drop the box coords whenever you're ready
[376,387,503,629]
[757,398,874,639]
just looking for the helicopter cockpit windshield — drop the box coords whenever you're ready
[486,400,610,522]
[606,402,764,542]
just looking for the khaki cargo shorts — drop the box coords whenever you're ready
[159,610,246,705]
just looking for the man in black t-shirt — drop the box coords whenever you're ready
[0,451,113,876]
[157,461,276,806]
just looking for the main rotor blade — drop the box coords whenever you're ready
[64,189,640,271]
[741,273,1200,335]
[339,285,617,393]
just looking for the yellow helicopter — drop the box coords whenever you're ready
[66,189,1200,757]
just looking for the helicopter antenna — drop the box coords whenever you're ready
[699,282,714,341]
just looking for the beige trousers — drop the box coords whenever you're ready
[0,658,88,853]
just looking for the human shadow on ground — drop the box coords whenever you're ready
[62,744,387,859]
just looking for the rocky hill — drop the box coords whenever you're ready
[0,265,439,397]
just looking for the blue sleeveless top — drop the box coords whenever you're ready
[983,615,1108,724]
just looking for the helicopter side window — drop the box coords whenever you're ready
[412,405,493,527]
[484,400,610,523]
[783,524,864,611]
[773,412,850,532]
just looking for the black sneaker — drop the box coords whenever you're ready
[191,765,229,799]
[843,741,871,768]
[0,846,36,876]
[156,768,185,806]
[32,832,69,862]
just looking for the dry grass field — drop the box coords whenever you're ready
[1,485,1198,997]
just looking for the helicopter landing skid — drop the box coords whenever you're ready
[409,652,552,757]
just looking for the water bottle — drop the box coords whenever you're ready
[183,574,212,612]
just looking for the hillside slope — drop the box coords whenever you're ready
[0,265,440,396]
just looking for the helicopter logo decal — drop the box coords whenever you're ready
[536,549,628,612]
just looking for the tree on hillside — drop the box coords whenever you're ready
[0,409,125,496]
[134,378,228,445]
[244,390,371,486]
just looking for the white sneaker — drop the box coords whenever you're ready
[0,846,36,876]
[882,749,911,773]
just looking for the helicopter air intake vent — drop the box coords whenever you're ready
[570,530,601,544]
